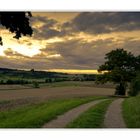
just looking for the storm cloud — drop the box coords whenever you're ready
[32,15,67,39]
[70,12,140,34]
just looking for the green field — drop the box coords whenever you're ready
[0,96,106,128]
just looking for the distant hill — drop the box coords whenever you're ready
[0,68,97,84]
[0,68,69,79]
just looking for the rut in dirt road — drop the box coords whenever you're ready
[43,99,107,128]
[104,98,126,128]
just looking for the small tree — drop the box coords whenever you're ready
[96,49,139,95]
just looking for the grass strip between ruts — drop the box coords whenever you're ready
[67,99,113,128]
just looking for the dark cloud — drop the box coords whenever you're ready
[33,28,61,39]
[120,38,140,56]
[40,36,140,69]
[32,12,140,40]
[31,16,57,28]
[70,12,140,34]
[41,38,115,69]
[31,15,68,39]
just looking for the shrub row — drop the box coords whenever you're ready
[0,79,30,85]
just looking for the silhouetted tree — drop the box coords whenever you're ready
[96,49,140,95]
[30,69,35,72]
[0,12,33,45]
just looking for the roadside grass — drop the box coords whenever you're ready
[67,99,113,128]
[0,96,107,128]
[122,95,140,128]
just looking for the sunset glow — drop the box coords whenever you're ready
[47,69,99,74]
[0,12,140,73]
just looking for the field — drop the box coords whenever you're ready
[0,80,139,128]
[0,80,116,128]
[3,81,140,128]
[0,81,114,102]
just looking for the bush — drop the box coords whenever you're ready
[45,78,67,83]
[5,79,29,85]
[6,79,15,84]
[32,82,40,88]
[128,76,140,96]
[0,80,4,84]
[45,78,54,83]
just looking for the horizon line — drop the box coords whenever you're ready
[0,67,101,74]
[47,69,99,74]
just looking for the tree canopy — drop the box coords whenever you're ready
[0,12,33,45]
[97,48,140,95]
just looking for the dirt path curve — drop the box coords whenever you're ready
[104,98,126,128]
[43,99,107,128]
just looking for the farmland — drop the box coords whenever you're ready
[0,68,139,128]
[0,81,115,128]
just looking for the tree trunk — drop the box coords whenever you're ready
[115,81,127,95]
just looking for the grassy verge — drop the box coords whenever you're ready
[0,96,106,128]
[122,95,140,128]
[67,99,113,128]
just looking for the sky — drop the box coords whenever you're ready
[0,12,140,74]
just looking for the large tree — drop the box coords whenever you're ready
[97,48,140,95]
[0,12,33,45]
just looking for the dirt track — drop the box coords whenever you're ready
[43,99,107,128]
[104,98,126,128]
[0,87,114,101]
